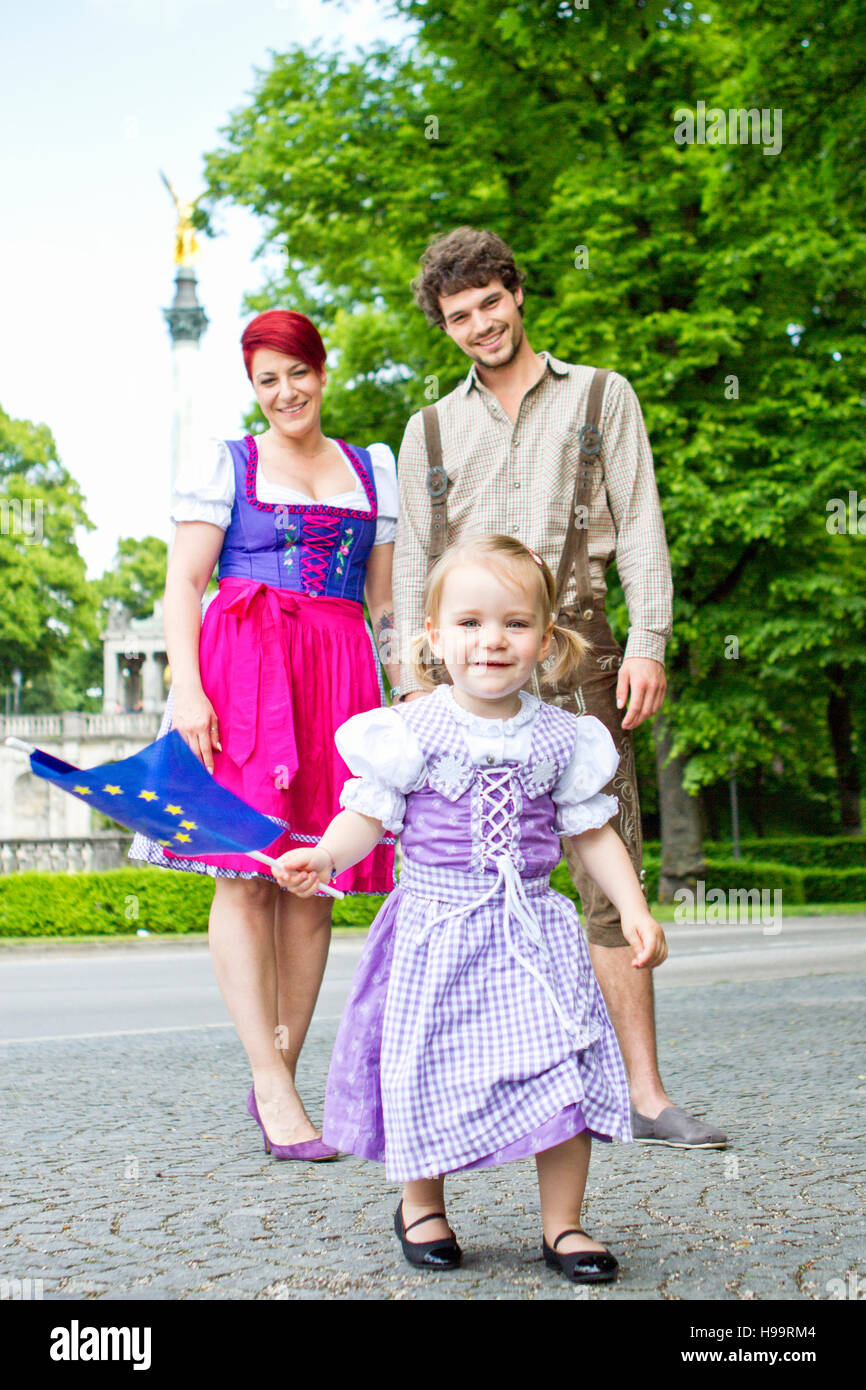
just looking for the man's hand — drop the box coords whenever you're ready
[616,657,666,731]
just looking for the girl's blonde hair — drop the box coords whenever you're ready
[408,534,590,692]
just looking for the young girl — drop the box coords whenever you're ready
[273,535,667,1283]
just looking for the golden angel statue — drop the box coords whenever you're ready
[159,171,200,266]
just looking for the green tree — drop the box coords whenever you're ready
[95,536,168,622]
[36,536,170,714]
[199,0,865,883]
[0,403,96,707]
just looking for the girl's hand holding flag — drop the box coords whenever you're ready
[272,845,335,897]
[273,809,385,898]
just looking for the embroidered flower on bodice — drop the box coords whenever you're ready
[526,757,557,796]
[335,526,355,577]
[429,751,468,795]
[280,517,300,573]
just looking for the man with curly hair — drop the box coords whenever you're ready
[392,226,727,1150]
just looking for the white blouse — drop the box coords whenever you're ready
[171,437,399,544]
[335,686,620,835]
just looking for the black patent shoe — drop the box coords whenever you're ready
[394,1202,462,1270]
[543,1228,619,1284]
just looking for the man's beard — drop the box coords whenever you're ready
[471,318,524,370]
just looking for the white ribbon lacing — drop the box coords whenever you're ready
[414,853,590,1043]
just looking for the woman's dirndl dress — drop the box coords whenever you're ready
[129,434,396,894]
[322,683,633,1181]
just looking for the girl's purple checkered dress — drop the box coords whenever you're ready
[322,683,633,1182]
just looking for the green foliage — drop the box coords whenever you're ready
[0,867,386,937]
[0,407,168,717]
[0,403,95,695]
[800,867,866,903]
[644,836,866,868]
[95,536,168,623]
[1,846,861,935]
[198,0,865,827]
[550,853,808,905]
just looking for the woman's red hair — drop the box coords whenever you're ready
[241,310,327,381]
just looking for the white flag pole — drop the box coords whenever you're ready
[4,737,36,754]
[247,849,345,899]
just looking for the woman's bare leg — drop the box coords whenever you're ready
[535,1133,609,1254]
[208,876,319,1144]
[272,887,333,1079]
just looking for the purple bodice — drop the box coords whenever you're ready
[217,436,378,603]
[400,777,563,880]
[396,686,580,882]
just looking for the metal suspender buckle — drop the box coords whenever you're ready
[578,422,603,457]
[426,466,448,499]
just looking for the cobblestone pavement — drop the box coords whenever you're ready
[1,960,864,1301]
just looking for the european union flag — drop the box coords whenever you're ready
[7,732,339,888]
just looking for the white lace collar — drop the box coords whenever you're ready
[439,683,539,735]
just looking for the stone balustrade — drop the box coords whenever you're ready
[0,836,135,875]
[0,712,161,742]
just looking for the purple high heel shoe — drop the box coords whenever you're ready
[246,1085,339,1162]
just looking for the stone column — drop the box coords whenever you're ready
[103,644,121,713]
[164,266,208,554]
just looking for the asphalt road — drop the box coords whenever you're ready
[1,916,864,1044]
[1,916,864,1301]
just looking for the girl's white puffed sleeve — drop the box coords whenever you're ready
[551,714,620,836]
[366,442,398,545]
[334,706,426,833]
[171,438,234,530]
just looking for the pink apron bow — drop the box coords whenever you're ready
[220,581,301,782]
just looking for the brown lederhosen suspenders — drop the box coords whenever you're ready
[422,402,449,567]
[420,366,609,689]
[553,366,609,624]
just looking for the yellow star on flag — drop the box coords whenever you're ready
[164,805,183,816]
[179,820,197,830]
[174,832,191,843]
[103,785,123,795]
[138,790,158,802]
[73,785,92,795]
[158,839,172,847]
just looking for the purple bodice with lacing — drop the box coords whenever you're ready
[397,687,580,882]
[217,435,378,603]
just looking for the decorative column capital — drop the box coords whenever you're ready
[163,266,208,345]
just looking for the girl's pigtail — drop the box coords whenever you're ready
[538,622,591,692]
[408,629,438,692]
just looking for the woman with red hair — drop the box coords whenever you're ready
[131,310,401,1159]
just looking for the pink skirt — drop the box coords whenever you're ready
[155,577,395,894]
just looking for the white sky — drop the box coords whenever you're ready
[1,0,410,576]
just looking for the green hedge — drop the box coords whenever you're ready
[637,857,805,906]
[643,836,866,869]
[553,856,807,905]
[800,867,866,903]
[0,869,386,938]
[1,853,864,938]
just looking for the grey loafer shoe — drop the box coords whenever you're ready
[630,1103,728,1148]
